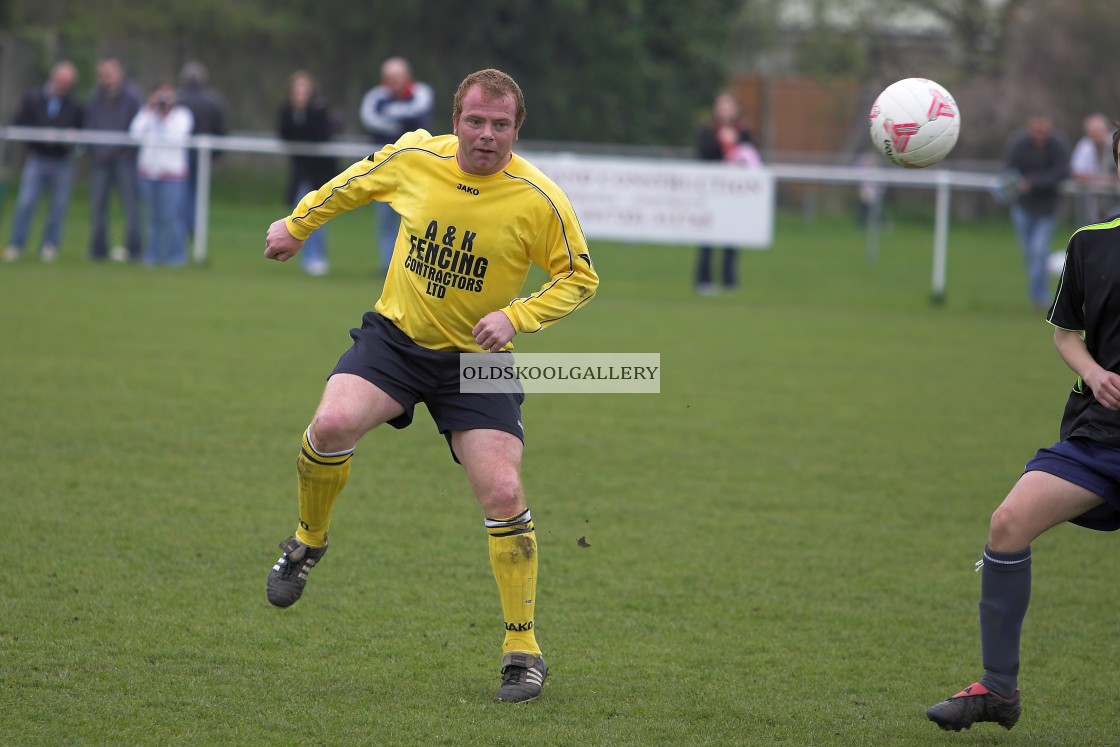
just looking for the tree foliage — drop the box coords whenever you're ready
[4,0,744,145]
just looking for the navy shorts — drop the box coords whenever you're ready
[331,312,524,462]
[1025,437,1120,531]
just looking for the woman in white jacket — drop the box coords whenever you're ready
[129,83,193,266]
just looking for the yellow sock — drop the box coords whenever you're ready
[294,427,352,547]
[486,508,540,656]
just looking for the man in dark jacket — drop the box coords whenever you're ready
[1005,115,1070,308]
[85,57,143,262]
[176,61,227,240]
[4,61,84,262]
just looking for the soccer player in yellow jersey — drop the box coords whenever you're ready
[262,69,597,703]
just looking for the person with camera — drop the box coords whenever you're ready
[129,82,194,267]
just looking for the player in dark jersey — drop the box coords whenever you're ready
[926,126,1120,732]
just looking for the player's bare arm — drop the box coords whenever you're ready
[264,218,304,262]
[473,311,516,352]
[1054,326,1120,410]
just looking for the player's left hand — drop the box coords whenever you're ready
[1087,369,1120,410]
[473,311,516,352]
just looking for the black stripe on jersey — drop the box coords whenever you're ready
[290,147,455,226]
[499,170,596,327]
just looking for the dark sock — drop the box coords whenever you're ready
[977,545,1031,698]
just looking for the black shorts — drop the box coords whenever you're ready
[331,312,524,461]
[1025,437,1120,531]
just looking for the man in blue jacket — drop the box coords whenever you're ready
[359,57,433,273]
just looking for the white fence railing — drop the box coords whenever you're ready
[2,126,1113,302]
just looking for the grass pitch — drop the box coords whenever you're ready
[1,183,1117,746]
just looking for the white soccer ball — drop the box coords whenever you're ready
[869,78,960,168]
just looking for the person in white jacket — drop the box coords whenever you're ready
[129,83,193,266]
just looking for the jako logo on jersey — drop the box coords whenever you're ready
[457,183,480,195]
[505,621,533,631]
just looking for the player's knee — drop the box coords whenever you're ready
[482,475,524,518]
[988,504,1027,550]
[308,411,360,453]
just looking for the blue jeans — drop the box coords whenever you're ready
[375,200,400,272]
[90,156,142,260]
[8,153,75,252]
[1010,204,1057,306]
[294,179,327,272]
[140,178,188,266]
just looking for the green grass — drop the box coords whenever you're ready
[2,186,1118,746]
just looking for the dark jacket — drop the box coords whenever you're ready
[13,85,85,157]
[278,100,339,205]
[1005,130,1071,215]
[85,82,143,163]
[176,83,226,136]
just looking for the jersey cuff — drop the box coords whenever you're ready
[285,216,313,241]
[499,307,524,333]
[1046,318,1085,333]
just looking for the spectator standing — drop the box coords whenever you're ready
[130,83,193,267]
[3,61,84,263]
[86,57,143,262]
[176,61,226,239]
[278,71,338,276]
[1070,113,1117,226]
[1004,115,1070,309]
[854,150,888,228]
[359,57,433,272]
[694,92,754,295]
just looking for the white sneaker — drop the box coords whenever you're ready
[2,246,20,262]
[40,245,58,263]
[303,259,329,277]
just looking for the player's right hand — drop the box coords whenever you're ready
[264,218,304,262]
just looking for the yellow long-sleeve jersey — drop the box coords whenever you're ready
[285,130,598,352]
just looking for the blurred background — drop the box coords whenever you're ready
[2,0,1116,157]
[4,0,1118,229]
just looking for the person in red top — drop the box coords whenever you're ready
[694,92,757,295]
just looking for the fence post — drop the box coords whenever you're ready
[930,171,951,305]
[865,187,884,263]
[192,136,212,264]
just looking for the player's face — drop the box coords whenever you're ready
[453,86,519,176]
